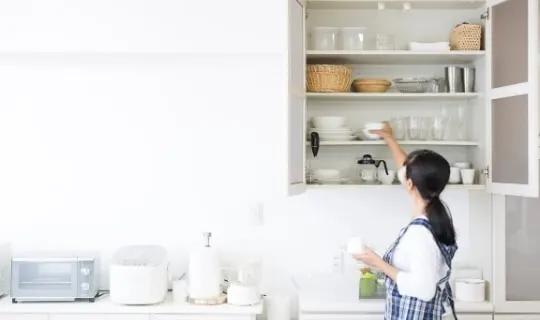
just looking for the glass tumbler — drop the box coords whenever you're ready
[432,116,447,140]
[421,117,434,140]
[408,116,422,140]
[390,117,407,140]
[376,34,395,50]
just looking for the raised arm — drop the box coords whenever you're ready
[370,122,407,168]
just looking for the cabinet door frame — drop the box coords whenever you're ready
[493,194,540,313]
[485,0,539,197]
[287,0,307,196]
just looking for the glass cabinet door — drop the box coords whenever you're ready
[486,0,539,197]
[494,162,540,312]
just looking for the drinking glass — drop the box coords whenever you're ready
[421,117,434,140]
[432,116,447,140]
[390,117,407,140]
[408,116,422,140]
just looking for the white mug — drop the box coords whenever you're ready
[460,169,475,185]
[449,167,461,184]
[347,237,365,255]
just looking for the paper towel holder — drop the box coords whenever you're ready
[203,232,212,247]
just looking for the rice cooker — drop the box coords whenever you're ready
[110,245,169,305]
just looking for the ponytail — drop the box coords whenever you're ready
[425,196,456,246]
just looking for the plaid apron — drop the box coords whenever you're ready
[382,218,458,320]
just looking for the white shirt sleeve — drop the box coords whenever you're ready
[395,224,441,301]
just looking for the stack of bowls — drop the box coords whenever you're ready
[309,116,354,141]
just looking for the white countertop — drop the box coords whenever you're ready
[299,296,494,314]
[0,293,263,315]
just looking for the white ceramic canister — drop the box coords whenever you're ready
[455,278,486,302]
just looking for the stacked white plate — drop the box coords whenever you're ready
[307,128,355,141]
[313,169,348,184]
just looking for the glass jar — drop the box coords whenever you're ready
[376,34,395,50]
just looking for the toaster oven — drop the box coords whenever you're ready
[11,253,99,303]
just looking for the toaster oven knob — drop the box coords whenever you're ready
[80,282,90,291]
[80,267,91,276]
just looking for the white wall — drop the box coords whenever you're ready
[0,1,489,296]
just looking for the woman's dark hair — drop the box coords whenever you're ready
[405,149,456,246]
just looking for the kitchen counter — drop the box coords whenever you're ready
[0,293,263,315]
[299,296,494,314]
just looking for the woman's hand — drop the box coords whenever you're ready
[353,246,399,282]
[352,246,385,269]
[369,121,394,141]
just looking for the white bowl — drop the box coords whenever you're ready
[312,116,346,129]
[361,128,382,140]
[314,169,341,179]
[454,162,471,169]
[378,170,396,185]
[364,122,385,130]
[361,122,384,140]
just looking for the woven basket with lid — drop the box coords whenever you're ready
[307,64,352,92]
[450,23,482,51]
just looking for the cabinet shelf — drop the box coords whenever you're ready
[306,0,485,10]
[305,140,479,146]
[307,92,479,101]
[307,184,485,190]
[306,50,485,65]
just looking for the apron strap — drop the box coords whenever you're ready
[410,218,459,320]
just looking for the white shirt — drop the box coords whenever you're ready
[392,216,449,302]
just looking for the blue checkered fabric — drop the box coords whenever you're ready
[382,218,458,320]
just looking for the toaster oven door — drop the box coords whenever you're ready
[11,258,78,301]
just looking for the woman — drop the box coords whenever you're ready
[354,123,458,320]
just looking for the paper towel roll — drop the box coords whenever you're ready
[455,278,485,302]
[188,246,221,299]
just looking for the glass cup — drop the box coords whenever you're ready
[390,117,407,140]
[420,117,434,140]
[376,34,395,50]
[408,116,422,140]
[432,116,447,140]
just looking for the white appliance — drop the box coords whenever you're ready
[110,245,168,305]
[188,232,221,301]
[0,243,10,297]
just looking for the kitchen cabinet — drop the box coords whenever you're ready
[288,0,540,198]
[2,315,49,320]
[492,162,540,313]
[50,315,149,320]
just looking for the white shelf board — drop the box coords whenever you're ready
[306,92,479,101]
[306,0,486,10]
[307,184,485,190]
[306,50,485,65]
[305,140,479,146]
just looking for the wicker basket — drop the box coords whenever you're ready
[353,79,391,93]
[307,64,352,92]
[450,23,482,51]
